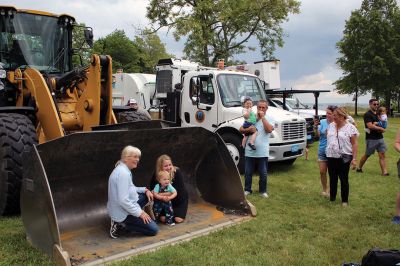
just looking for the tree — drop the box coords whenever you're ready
[146,0,300,66]
[93,30,140,73]
[72,23,93,67]
[134,29,173,73]
[335,0,400,110]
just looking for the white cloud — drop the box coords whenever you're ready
[282,65,371,104]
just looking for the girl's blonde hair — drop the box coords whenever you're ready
[157,170,170,181]
[116,145,141,167]
[155,154,176,180]
[378,106,387,115]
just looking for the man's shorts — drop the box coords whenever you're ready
[365,138,387,156]
[318,149,328,161]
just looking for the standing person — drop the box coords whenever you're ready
[107,146,159,238]
[314,105,337,197]
[356,99,388,176]
[150,155,189,223]
[326,107,359,206]
[152,170,177,226]
[240,100,274,198]
[392,129,400,224]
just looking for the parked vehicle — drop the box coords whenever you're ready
[269,97,326,142]
[1,7,252,265]
[153,58,307,170]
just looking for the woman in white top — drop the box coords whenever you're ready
[326,107,359,206]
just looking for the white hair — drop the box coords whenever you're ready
[116,145,141,166]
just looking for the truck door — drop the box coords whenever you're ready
[182,75,218,131]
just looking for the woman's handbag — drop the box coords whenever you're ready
[337,129,353,164]
[341,154,353,164]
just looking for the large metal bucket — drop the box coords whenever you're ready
[20,126,254,265]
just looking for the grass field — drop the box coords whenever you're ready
[1,117,399,266]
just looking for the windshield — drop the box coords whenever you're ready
[217,74,266,107]
[0,12,71,73]
[286,98,308,109]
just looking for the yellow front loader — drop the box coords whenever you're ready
[0,6,255,265]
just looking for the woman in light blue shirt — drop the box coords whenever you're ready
[314,105,336,197]
[107,146,159,238]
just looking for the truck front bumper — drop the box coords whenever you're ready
[268,141,306,162]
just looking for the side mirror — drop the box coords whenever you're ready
[84,28,94,48]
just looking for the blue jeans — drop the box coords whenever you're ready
[244,157,268,194]
[122,193,159,236]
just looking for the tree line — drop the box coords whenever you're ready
[335,0,400,114]
[72,0,400,113]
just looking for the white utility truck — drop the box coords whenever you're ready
[112,73,156,109]
[155,58,307,171]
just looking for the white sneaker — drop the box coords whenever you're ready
[244,191,251,196]
[260,193,269,198]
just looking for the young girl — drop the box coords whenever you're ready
[376,107,388,129]
[152,170,177,225]
[242,97,258,150]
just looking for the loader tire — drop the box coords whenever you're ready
[220,133,245,174]
[0,113,38,215]
[116,109,151,123]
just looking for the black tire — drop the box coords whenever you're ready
[0,113,38,215]
[220,133,245,174]
[116,109,151,123]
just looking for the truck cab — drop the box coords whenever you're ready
[155,59,307,171]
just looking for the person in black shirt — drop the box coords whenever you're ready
[356,99,388,175]
[150,155,189,223]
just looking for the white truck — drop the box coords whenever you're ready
[112,59,307,171]
[112,73,156,109]
[155,58,307,171]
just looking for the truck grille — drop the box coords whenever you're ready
[282,122,306,140]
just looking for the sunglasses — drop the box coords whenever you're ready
[327,105,338,110]
[372,103,379,106]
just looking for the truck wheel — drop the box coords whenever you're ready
[0,113,38,215]
[220,133,245,174]
[116,109,151,123]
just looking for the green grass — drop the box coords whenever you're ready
[1,117,399,266]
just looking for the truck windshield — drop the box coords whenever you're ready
[0,12,71,73]
[217,74,266,107]
[286,98,308,109]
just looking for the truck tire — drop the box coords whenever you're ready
[0,113,38,215]
[220,133,245,174]
[116,109,151,123]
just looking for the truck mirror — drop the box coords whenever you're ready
[84,28,94,48]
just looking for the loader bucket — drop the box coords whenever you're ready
[21,127,255,265]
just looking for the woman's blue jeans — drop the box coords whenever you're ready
[122,193,159,236]
[244,157,268,194]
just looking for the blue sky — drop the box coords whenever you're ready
[2,0,381,104]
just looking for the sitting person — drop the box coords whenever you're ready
[107,146,158,238]
[241,97,257,150]
[150,155,189,223]
[152,170,177,225]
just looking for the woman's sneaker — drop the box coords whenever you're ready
[110,220,121,239]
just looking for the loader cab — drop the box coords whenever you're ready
[0,7,76,74]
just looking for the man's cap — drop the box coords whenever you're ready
[128,99,137,104]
